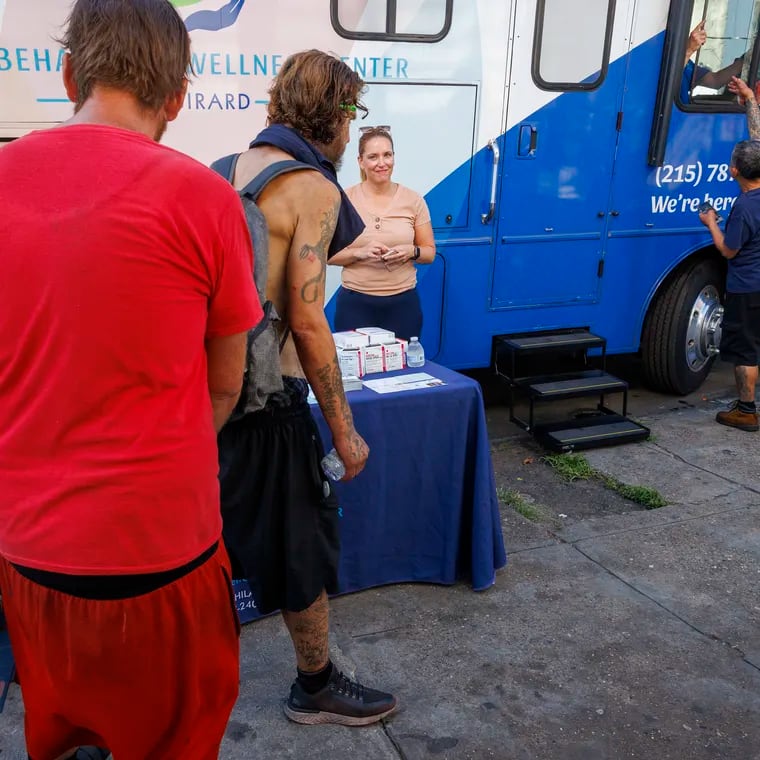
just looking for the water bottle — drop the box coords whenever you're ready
[321,448,346,481]
[407,336,425,368]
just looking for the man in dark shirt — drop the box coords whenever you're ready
[700,140,760,431]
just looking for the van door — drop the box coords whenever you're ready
[491,0,634,310]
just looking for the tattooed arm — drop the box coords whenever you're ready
[286,175,369,480]
[728,76,760,139]
[746,96,760,141]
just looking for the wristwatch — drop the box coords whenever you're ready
[412,245,421,260]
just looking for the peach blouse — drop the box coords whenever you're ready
[342,183,431,297]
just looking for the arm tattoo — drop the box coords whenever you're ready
[747,98,760,141]
[298,199,339,303]
[314,356,342,420]
[314,355,352,428]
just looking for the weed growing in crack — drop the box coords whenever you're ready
[542,453,667,509]
[542,453,593,481]
[496,487,544,522]
[599,477,667,509]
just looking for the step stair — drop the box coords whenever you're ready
[493,329,649,452]
[515,370,628,401]
[498,330,606,355]
[533,414,651,452]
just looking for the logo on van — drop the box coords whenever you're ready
[171,0,246,33]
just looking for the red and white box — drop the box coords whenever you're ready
[382,341,405,371]
[361,344,385,375]
[395,338,408,363]
[355,326,396,345]
[337,347,364,377]
[333,330,370,350]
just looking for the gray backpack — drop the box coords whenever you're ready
[211,154,314,419]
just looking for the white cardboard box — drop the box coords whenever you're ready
[383,342,405,371]
[337,347,364,377]
[361,344,385,375]
[355,326,396,345]
[333,330,370,349]
[342,375,363,392]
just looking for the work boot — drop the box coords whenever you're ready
[716,400,759,432]
[284,667,397,726]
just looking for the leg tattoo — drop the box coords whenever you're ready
[282,590,330,672]
[735,365,758,403]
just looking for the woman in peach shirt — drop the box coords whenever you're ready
[330,127,436,340]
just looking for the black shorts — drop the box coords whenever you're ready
[218,401,340,615]
[720,291,760,366]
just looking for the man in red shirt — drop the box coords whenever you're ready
[0,1,261,758]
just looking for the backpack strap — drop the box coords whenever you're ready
[209,155,315,198]
[238,159,315,201]
[209,153,239,183]
[239,160,315,353]
[209,156,316,353]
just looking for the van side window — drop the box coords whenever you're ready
[532,0,615,91]
[681,0,760,110]
[330,0,453,43]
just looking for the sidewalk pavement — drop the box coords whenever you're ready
[2,393,760,759]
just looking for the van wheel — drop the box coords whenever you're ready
[641,258,724,395]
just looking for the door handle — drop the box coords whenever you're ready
[518,124,538,157]
[481,139,500,224]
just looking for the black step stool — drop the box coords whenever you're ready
[494,329,650,452]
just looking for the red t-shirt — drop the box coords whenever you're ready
[0,125,262,574]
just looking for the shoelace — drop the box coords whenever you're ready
[331,671,365,700]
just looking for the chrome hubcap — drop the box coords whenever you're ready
[685,284,723,373]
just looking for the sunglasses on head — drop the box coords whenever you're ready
[359,125,392,134]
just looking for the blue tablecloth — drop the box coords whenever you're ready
[233,361,506,621]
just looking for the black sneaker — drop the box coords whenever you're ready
[284,668,397,726]
[73,749,111,760]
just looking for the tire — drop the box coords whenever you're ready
[641,257,725,395]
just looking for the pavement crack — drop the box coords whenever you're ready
[572,542,755,667]
[503,540,559,554]
[382,723,409,759]
[350,626,408,639]
[551,502,760,545]
[650,441,760,496]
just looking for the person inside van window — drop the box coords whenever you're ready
[682,20,748,101]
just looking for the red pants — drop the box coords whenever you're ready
[0,544,240,760]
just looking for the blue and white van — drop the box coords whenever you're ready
[2,0,755,393]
